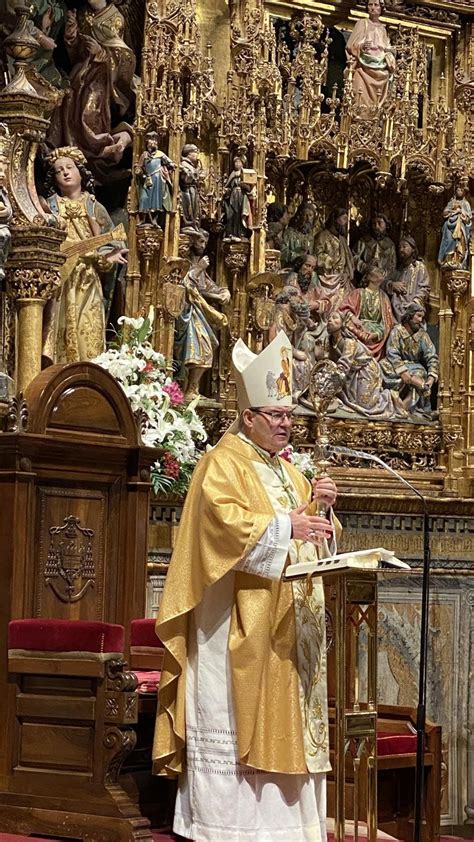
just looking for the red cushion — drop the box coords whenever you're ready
[377,731,418,756]
[131,618,163,648]
[133,669,161,694]
[8,619,124,654]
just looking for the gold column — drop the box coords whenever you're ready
[6,241,64,391]
[16,298,44,392]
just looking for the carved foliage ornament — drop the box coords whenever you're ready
[7,267,61,300]
[223,240,250,272]
[4,393,28,433]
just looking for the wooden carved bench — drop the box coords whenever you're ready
[1,619,153,842]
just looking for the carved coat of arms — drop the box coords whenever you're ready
[45,515,95,603]
[162,280,186,318]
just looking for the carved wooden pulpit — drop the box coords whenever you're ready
[0,362,157,790]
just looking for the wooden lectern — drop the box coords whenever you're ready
[286,548,410,842]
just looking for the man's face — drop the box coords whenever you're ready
[243,406,294,453]
[188,149,199,165]
[327,312,342,334]
[372,216,387,238]
[399,240,414,261]
[300,256,316,277]
[192,236,206,256]
[408,310,424,332]
[335,213,348,236]
[299,207,315,234]
[367,0,382,17]
[147,137,158,152]
[455,187,464,199]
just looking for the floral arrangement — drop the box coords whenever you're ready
[93,309,207,496]
[279,444,318,481]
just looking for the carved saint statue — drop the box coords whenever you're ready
[135,132,176,227]
[381,303,438,418]
[287,254,330,347]
[353,212,397,284]
[179,144,202,232]
[313,208,355,312]
[281,202,318,268]
[223,156,254,242]
[41,147,128,363]
[346,0,395,118]
[174,232,230,401]
[386,236,430,323]
[327,310,407,420]
[438,186,472,271]
[340,266,394,360]
[48,0,137,177]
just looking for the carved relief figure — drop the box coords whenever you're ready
[174,232,230,401]
[269,287,299,343]
[387,236,431,323]
[48,0,136,176]
[281,202,318,268]
[266,203,289,251]
[291,301,321,399]
[223,156,254,242]
[179,144,202,232]
[269,289,325,399]
[327,310,407,419]
[42,148,128,363]
[438,186,472,271]
[381,303,439,418]
[353,212,397,283]
[287,254,330,343]
[346,0,396,118]
[340,266,394,360]
[313,208,355,311]
[135,132,176,227]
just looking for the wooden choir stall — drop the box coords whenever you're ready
[0,362,158,840]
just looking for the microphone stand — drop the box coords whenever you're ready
[326,445,430,842]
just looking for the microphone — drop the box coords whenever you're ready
[324,443,430,842]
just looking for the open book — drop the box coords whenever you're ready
[284,547,410,580]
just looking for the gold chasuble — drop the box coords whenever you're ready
[153,432,340,778]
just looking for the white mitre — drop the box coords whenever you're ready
[232,330,293,412]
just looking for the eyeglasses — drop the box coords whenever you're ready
[250,408,295,424]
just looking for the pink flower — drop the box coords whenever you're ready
[279,447,293,462]
[163,381,184,406]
